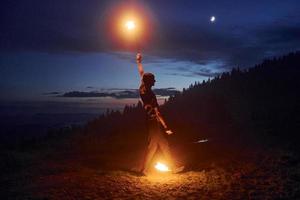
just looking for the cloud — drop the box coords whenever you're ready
[0,0,110,53]
[152,88,180,96]
[161,59,226,78]
[254,25,300,54]
[42,92,61,95]
[165,71,221,78]
[60,91,113,98]
[57,88,180,99]
[149,24,242,63]
[111,21,300,71]
[223,24,300,67]
[1,0,299,71]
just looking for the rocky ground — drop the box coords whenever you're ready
[2,144,300,200]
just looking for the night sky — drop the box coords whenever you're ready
[1,0,299,102]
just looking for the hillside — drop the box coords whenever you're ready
[81,52,300,152]
[1,52,300,199]
[163,51,300,146]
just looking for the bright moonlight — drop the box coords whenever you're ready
[210,16,216,22]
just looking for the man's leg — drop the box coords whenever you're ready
[142,136,158,174]
[157,133,174,167]
[158,133,184,173]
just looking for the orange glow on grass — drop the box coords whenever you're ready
[155,162,170,172]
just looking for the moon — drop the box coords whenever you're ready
[210,16,216,23]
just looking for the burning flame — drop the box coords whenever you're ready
[155,162,170,172]
[125,20,136,30]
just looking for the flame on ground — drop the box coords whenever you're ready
[155,162,170,172]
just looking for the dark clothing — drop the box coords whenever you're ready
[139,83,159,121]
[143,120,173,172]
[139,81,174,172]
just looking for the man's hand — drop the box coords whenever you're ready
[165,129,173,135]
[136,53,144,77]
[136,53,142,63]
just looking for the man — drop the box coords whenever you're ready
[136,53,184,175]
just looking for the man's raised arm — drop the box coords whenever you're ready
[136,53,144,78]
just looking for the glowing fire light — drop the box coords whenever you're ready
[195,139,209,143]
[125,20,136,30]
[155,162,170,172]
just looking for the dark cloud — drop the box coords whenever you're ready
[165,69,221,78]
[165,73,197,78]
[223,24,300,67]
[152,88,180,96]
[193,71,222,77]
[0,0,109,52]
[162,60,225,78]
[153,21,300,68]
[112,19,300,71]
[1,0,299,70]
[58,88,179,99]
[60,91,113,98]
[42,92,61,95]
[146,24,242,64]
[256,25,300,47]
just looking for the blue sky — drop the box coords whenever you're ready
[0,0,299,101]
[0,51,210,100]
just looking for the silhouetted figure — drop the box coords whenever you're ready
[136,53,184,175]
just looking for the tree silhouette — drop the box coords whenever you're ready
[80,52,300,154]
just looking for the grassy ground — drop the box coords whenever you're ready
[1,137,300,200]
